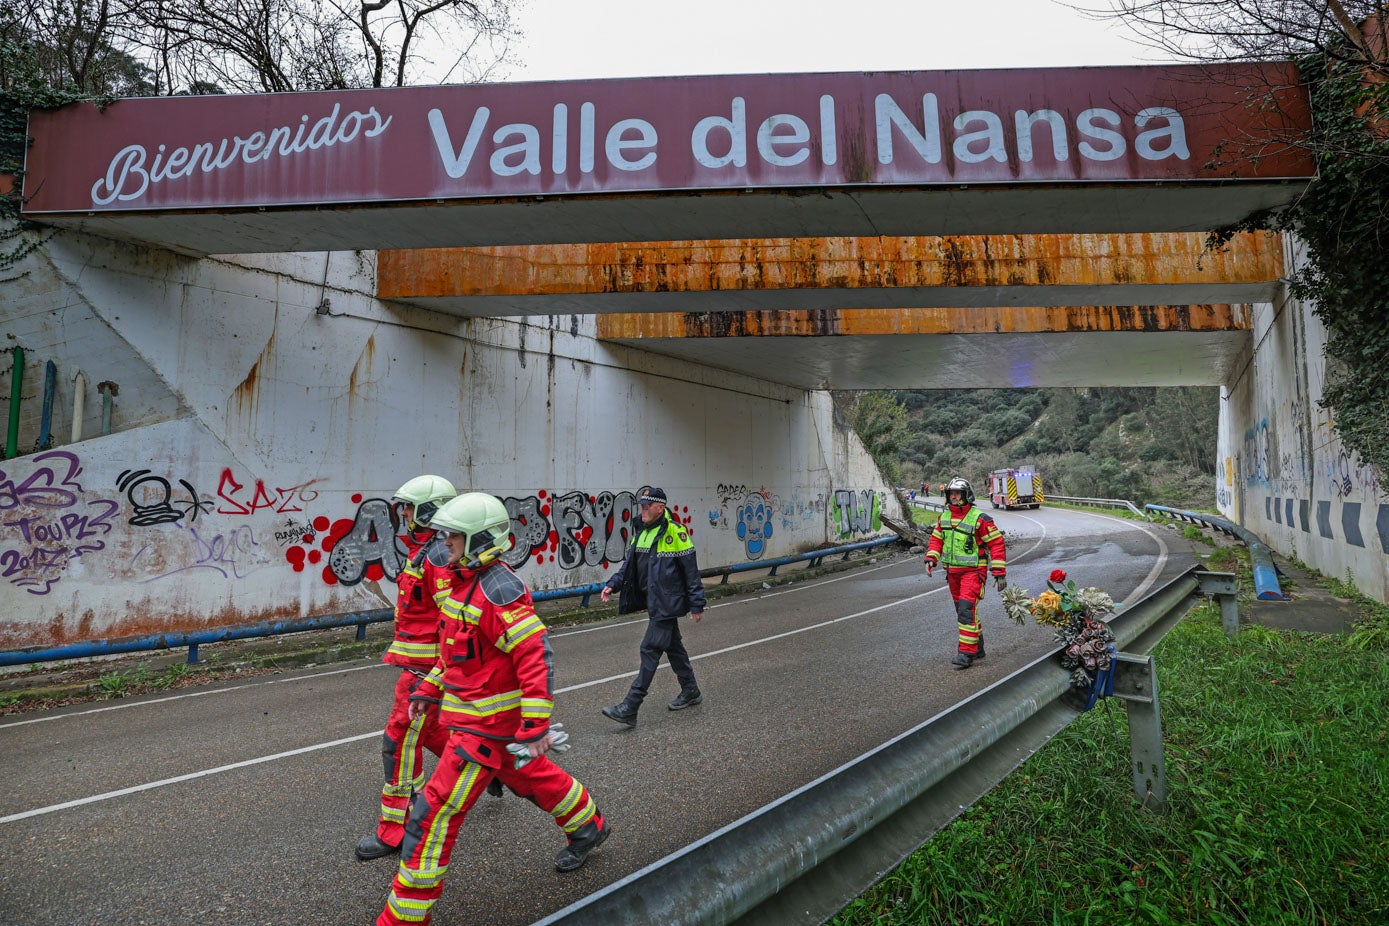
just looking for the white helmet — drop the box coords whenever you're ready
[391,475,457,531]
[432,492,514,568]
[945,476,975,506]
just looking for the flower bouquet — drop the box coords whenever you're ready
[1002,569,1117,693]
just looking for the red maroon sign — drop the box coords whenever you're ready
[23,63,1313,215]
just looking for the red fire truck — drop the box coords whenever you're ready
[988,468,1045,510]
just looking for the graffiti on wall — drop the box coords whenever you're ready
[284,495,406,586]
[117,469,214,525]
[215,468,321,515]
[134,522,273,582]
[546,490,640,570]
[284,487,673,585]
[735,490,774,560]
[779,493,826,533]
[0,451,120,594]
[831,489,882,538]
[1241,419,1271,488]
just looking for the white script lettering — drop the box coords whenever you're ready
[90,105,392,206]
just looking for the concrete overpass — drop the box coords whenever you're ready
[5,59,1382,650]
[22,63,1313,253]
[374,231,1280,387]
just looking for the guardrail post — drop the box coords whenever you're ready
[1112,652,1167,811]
[187,643,200,664]
[356,622,367,641]
[1195,570,1240,636]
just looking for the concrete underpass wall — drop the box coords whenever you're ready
[1218,239,1387,602]
[0,230,896,650]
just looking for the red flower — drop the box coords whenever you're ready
[1050,569,1067,583]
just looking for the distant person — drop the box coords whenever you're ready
[354,474,457,862]
[378,492,610,926]
[923,476,1007,669]
[599,486,706,725]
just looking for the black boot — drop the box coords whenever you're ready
[554,817,611,872]
[601,701,638,726]
[668,688,703,710]
[354,833,401,861]
[951,651,974,670]
[486,778,504,798]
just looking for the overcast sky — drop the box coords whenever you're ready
[504,0,1166,83]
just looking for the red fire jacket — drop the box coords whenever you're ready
[413,561,555,745]
[383,534,455,669]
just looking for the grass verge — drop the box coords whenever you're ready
[832,596,1389,925]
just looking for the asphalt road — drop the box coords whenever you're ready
[0,506,1204,926]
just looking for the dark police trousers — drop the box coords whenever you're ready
[625,616,697,707]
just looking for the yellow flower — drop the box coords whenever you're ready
[1035,590,1061,612]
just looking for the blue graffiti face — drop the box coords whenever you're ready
[736,493,772,559]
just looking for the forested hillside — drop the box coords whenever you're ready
[840,387,1220,510]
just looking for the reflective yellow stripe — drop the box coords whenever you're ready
[520,697,553,720]
[498,616,545,651]
[386,640,439,660]
[438,598,482,623]
[410,761,485,886]
[552,780,586,819]
[441,689,522,716]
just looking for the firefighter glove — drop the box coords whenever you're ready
[995,576,1007,592]
[507,724,571,768]
[924,559,934,577]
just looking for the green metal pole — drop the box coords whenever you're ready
[6,346,23,459]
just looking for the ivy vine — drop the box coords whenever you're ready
[1,38,95,279]
[1210,47,1389,483]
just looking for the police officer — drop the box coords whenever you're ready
[599,486,706,725]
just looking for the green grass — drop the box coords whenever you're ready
[911,507,943,527]
[832,600,1389,925]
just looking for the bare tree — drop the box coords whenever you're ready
[4,0,517,96]
[1080,1,1387,70]
[129,0,518,93]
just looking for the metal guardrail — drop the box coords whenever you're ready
[1048,494,1149,518]
[534,566,1233,926]
[1145,505,1285,601]
[0,535,904,669]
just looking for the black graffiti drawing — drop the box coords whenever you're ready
[327,498,404,585]
[117,469,212,525]
[551,490,637,570]
[502,495,552,568]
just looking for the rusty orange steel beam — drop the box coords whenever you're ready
[595,304,1250,340]
[377,232,1281,299]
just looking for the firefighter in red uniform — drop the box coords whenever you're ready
[924,476,1007,669]
[355,475,459,861]
[378,492,610,926]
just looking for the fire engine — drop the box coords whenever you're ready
[988,468,1044,510]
